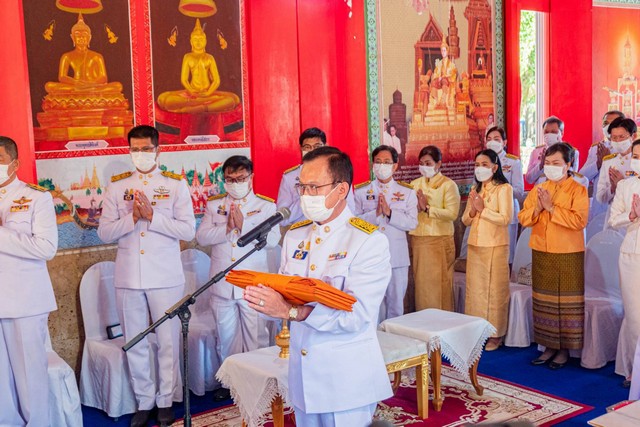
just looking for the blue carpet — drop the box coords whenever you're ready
[82,344,628,426]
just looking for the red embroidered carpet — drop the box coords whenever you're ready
[166,365,591,426]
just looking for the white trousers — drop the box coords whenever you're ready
[293,403,377,427]
[616,253,640,378]
[210,296,269,362]
[0,314,49,427]
[379,267,408,322]
[116,286,184,410]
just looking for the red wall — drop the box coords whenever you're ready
[0,0,370,199]
[505,0,592,169]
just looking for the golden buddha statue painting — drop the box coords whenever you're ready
[428,37,458,110]
[157,19,240,114]
[36,14,133,142]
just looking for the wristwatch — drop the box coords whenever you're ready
[288,305,299,321]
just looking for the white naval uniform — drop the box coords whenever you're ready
[608,176,640,378]
[579,140,613,220]
[281,208,393,426]
[195,191,280,362]
[97,169,195,411]
[596,152,636,230]
[0,179,57,427]
[525,144,580,185]
[353,179,417,321]
[276,165,356,227]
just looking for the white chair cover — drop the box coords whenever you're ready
[453,271,466,314]
[586,212,607,244]
[581,229,624,369]
[45,330,83,427]
[505,227,533,347]
[180,249,221,396]
[79,262,138,418]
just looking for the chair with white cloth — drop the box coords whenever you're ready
[581,229,624,369]
[45,329,83,427]
[505,227,534,348]
[180,248,221,396]
[79,261,139,418]
[586,212,607,243]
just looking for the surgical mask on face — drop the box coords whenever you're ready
[300,186,338,222]
[131,152,157,172]
[419,165,437,178]
[486,140,503,154]
[630,159,640,176]
[544,133,561,146]
[373,163,394,181]
[543,164,566,182]
[611,138,632,154]
[0,160,15,184]
[224,182,250,200]
[602,126,610,140]
[474,166,494,182]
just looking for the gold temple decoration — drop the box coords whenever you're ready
[104,24,118,44]
[179,0,217,18]
[56,0,103,14]
[275,320,290,359]
[43,20,56,41]
[217,29,227,50]
[168,26,178,47]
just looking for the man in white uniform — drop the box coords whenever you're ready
[596,117,638,224]
[525,116,580,185]
[579,110,625,220]
[388,125,402,156]
[354,145,417,321]
[195,155,279,399]
[277,127,355,228]
[98,125,196,427]
[244,146,393,426]
[0,136,58,427]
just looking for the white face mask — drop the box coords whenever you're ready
[131,152,157,172]
[602,126,610,140]
[544,133,561,146]
[474,166,494,182]
[543,164,566,182]
[373,163,394,181]
[630,159,640,176]
[486,140,504,154]
[300,185,339,222]
[419,165,437,178]
[611,138,632,154]
[0,160,16,184]
[224,182,251,200]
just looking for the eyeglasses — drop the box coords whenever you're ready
[223,174,252,184]
[130,146,156,153]
[610,133,631,142]
[295,182,340,196]
[301,144,324,151]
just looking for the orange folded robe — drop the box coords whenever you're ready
[225,270,357,311]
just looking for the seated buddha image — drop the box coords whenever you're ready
[428,37,458,110]
[157,19,240,114]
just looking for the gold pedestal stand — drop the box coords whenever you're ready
[275,320,290,359]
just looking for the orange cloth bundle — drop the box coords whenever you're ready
[225,270,357,311]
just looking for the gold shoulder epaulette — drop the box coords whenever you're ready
[111,171,133,182]
[349,217,378,234]
[27,183,47,192]
[283,164,300,174]
[208,193,226,201]
[397,181,413,189]
[603,153,617,162]
[162,170,183,181]
[256,194,275,203]
[506,153,519,160]
[290,219,313,230]
[354,180,371,190]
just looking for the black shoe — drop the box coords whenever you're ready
[130,409,152,427]
[531,357,551,366]
[213,387,231,401]
[157,406,175,427]
[548,360,566,370]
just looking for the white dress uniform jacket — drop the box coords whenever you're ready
[98,170,196,288]
[281,208,393,414]
[580,140,613,219]
[276,165,356,226]
[596,152,635,207]
[0,180,57,317]
[525,144,580,185]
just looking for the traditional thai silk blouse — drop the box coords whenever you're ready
[462,181,513,247]
[409,172,461,237]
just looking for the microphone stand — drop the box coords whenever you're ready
[123,231,270,427]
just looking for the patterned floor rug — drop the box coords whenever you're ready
[165,365,592,426]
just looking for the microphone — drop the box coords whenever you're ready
[237,207,291,247]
